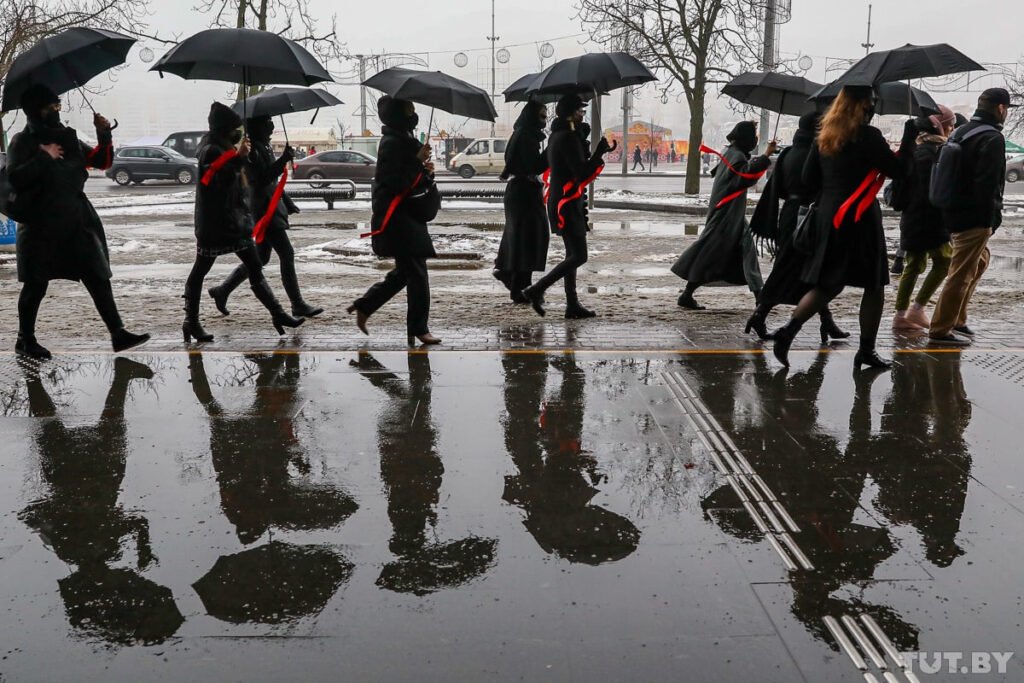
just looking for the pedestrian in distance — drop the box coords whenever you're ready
[207,115,324,320]
[6,84,149,359]
[632,144,645,171]
[494,100,550,303]
[747,112,849,344]
[672,121,776,311]
[771,86,917,370]
[347,96,442,346]
[521,94,616,319]
[892,105,956,331]
[182,102,305,343]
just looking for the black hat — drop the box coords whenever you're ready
[209,101,243,133]
[21,83,60,117]
[378,95,415,130]
[555,94,585,119]
[726,121,758,153]
[797,111,821,133]
[246,115,274,142]
[980,87,1019,108]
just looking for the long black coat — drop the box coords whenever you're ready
[246,138,296,235]
[546,119,605,237]
[496,114,549,273]
[194,135,253,253]
[671,145,769,289]
[801,125,909,290]
[7,121,113,283]
[370,126,438,259]
[899,135,950,253]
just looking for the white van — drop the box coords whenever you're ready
[449,137,508,178]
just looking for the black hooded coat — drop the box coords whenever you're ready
[194,103,253,253]
[245,118,298,236]
[545,118,607,237]
[496,104,550,273]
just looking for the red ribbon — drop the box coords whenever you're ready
[699,144,768,181]
[715,189,747,210]
[832,170,881,229]
[85,143,113,170]
[253,166,288,244]
[201,149,240,186]
[541,169,552,205]
[361,172,425,239]
[554,164,604,230]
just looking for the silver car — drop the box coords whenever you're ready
[1006,154,1024,183]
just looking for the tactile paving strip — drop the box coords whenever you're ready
[966,352,1024,386]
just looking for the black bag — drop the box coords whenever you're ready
[0,164,34,223]
[406,181,441,224]
[791,202,819,255]
[929,124,999,210]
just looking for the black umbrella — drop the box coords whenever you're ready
[1,27,136,112]
[520,51,656,96]
[811,80,939,117]
[723,72,823,117]
[363,67,498,135]
[504,71,605,104]
[829,43,984,87]
[231,86,342,119]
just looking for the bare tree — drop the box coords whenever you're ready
[576,0,768,194]
[1004,59,1024,137]
[196,0,345,100]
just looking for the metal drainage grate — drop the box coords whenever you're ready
[966,352,1024,386]
[662,370,813,571]
[824,614,922,683]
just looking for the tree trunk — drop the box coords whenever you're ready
[684,84,706,195]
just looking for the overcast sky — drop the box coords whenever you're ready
[28,0,1024,142]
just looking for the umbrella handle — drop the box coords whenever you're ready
[280,114,295,172]
[772,111,781,141]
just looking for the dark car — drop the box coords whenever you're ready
[106,146,199,186]
[291,150,376,186]
[161,131,207,159]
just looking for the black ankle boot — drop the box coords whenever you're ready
[745,305,772,340]
[291,301,325,318]
[565,303,597,319]
[771,321,802,368]
[15,334,52,360]
[677,291,706,310]
[521,286,546,317]
[208,285,231,316]
[251,278,304,335]
[818,309,851,345]
[183,296,214,343]
[111,328,151,353]
[854,348,893,371]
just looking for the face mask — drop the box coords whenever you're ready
[408,113,420,131]
[229,129,243,145]
[43,109,62,127]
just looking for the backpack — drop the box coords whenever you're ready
[929,124,999,210]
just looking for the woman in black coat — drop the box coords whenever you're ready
[182,102,304,343]
[347,96,441,346]
[522,95,613,319]
[772,86,916,369]
[672,121,776,310]
[207,115,323,319]
[494,100,550,302]
[747,112,849,343]
[7,84,149,359]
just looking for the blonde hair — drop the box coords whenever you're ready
[818,88,873,157]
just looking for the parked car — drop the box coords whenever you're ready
[1006,154,1024,183]
[448,137,508,178]
[161,130,207,159]
[106,146,199,186]
[291,150,376,186]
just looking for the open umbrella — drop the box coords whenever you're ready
[829,43,984,87]
[2,27,136,112]
[811,80,939,117]
[520,51,656,96]
[504,71,605,104]
[230,86,343,147]
[363,67,498,135]
[723,72,823,117]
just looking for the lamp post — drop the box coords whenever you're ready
[487,0,499,136]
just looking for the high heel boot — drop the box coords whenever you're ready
[182,296,214,343]
[818,307,851,345]
[251,278,304,335]
[771,320,802,368]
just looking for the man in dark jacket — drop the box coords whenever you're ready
[632,144,645,171]
[6,84,149,359]
[207,115,323,319]
[929,88,1015,345]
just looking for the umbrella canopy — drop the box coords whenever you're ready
[811,81,939,117]
[723,72,823,117]
[193,542,353,624]
[376,537,497,596]
[362,67,497,122]
[231,86,342,119]
[2,27,136,112]
[829,43,984,88]
[504,71,605,104]
[520,51,656,96]
[150,28,332,87]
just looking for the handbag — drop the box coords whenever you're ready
[791,202,818,255]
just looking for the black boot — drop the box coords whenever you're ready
[182,296,214,343]
[15,333,52,360]
[251,278,305,335]
[818,308,851,345]
[111,328,151,353]
[281,258,323,318]
[745,304,772,340]
[291,301,325,318]
[854,337,892,371]
[677,286,705,310]
[565,304,597,319]
[771,320,802,368]
[521,285,546,317]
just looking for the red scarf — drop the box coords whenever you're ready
[700,144,767,210]
[252,166,289,244]
[85,143,113,171]
[361,172,425,239]
[200,149,240,186]
[833,170,884,229]
[552,164,604,230]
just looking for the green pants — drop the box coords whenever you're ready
[895,244,952,310]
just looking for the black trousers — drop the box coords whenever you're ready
[185,244,265,302]
[19,276,123,337]
[354,254,430,336]
[215,230,304,303]
[532,230,587,307]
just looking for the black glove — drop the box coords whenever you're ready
[901,119,919,146]
[281,145,295,164]
[594,136,612,159]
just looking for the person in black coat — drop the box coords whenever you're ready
[672,121,775,310]
[207,115,323,319]
[6,84,149,359]
[772,86,916,369]
[521,94,614,319]
[494,100,550,303]
[182,102,304,343]
[347,96,441,346]
[747,112,849,343]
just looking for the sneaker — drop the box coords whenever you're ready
[929,334,971,347]
[953,325,976,337]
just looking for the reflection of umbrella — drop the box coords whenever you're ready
[829,43,984,87]
[376,537,497,596]
[723,72,823,117]
[363,67,498,123]
[504,72,605,104]
[520,51,657,96]
[811,81,939,116]
[230,86,342,119]
[193,542,352,624]
[523,505,640,565]
[2,27,136,112]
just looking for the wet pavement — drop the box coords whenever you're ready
[0,348,1022,681]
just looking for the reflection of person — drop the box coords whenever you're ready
[672,121,776,310]
[501,354,640,564]
[7,84,149,359]
[353,353,496,595]
[19,358,183,645]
